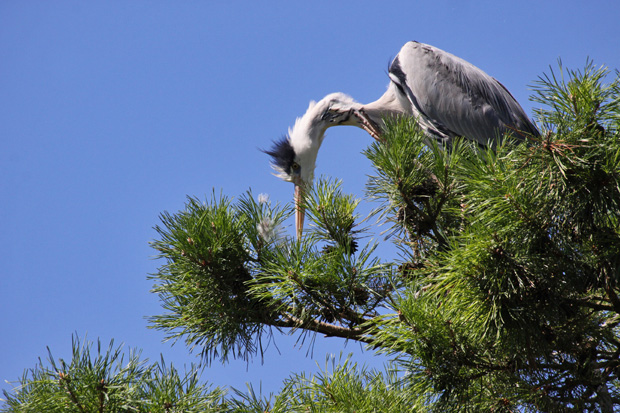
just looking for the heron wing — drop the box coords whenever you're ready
[389,41,538,146]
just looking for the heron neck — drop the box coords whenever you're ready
[288,97,334,155]
[362,83,411,123]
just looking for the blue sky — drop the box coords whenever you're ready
[2,1,619,401]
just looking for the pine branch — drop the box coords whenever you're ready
[281,314,373,345]
[604,284,620,314]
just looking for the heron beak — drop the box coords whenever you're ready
[294,182,305,240]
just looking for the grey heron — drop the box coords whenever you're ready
[265,41,539,239]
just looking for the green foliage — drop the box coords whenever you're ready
[225,355,424,413]
[1,335,226,412]
[304,178,363,253]
[532,59,620,135]
[364,117,472,255]
[148,193,288,363]
[277,355,423,412]
[148,186,398,363]
[367,63,620,411]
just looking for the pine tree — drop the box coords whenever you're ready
[3,62,619,412]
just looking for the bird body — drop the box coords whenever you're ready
[265,41,539,238]
[386,42,539,147]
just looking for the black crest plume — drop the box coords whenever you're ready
[263,136,296,175]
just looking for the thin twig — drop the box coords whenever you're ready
[58,373,86,413]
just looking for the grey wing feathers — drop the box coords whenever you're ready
[390,41,538,146]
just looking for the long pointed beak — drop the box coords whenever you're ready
[294,183,305,240]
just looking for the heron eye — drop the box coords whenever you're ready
[291,162,300,171]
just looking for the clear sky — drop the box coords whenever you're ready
[2,0,619,402]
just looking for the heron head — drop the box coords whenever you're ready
[264,130,320,241]
[264,93,359,239]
